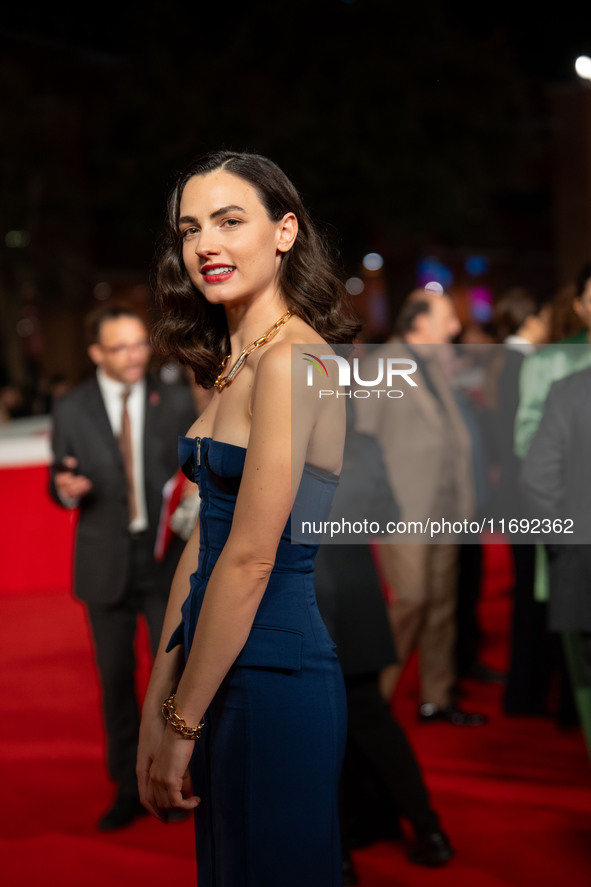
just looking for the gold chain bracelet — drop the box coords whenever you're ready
[162,694,205,740]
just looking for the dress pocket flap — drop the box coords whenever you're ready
[235,625,303,671]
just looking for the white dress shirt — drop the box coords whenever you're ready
[97,369,148,532]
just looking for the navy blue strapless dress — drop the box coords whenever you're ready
[169,436,347,887]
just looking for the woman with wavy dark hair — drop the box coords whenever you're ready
[137,151,358,886]
[152,151,358,385]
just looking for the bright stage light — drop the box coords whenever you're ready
[575,56,591,80]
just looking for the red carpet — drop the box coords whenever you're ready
[1,467,591,885]
[0,465,76,594]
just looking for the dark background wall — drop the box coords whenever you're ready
[1,0,590,395]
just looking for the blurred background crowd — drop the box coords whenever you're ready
[2,0,591,412]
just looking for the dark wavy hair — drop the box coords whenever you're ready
[151,151,360,386]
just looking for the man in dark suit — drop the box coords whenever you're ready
[521,366,591,754]
[50,304,196,829]
[521,367,591,612]
[314,427,453,883]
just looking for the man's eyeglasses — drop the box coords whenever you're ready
[99,341,151,356]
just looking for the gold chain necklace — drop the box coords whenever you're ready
[214,309,293,392]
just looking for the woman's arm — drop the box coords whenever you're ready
[144,342,316,814]
[137,514,201,818]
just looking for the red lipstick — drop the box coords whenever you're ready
[201,263,236,284]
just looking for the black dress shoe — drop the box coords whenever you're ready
[418,703,487,726]
[98,793,147,831]
[409,830,454,867]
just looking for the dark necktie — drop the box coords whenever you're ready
[119,388,138,522]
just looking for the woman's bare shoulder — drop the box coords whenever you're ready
[283,316,327,347]
[256,317,335,370]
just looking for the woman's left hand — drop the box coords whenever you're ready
[146,725,201,819]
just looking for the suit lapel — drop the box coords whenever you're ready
[88,376,123,462]
[412,368,444,427]
[399,345,443,428]
[143,374,163,475]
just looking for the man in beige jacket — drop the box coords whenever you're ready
[355,285,485,725]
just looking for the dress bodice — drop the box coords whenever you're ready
[178,435,338,577]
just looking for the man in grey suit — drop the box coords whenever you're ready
[50,304,196,829]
